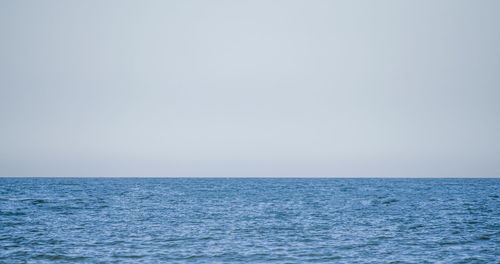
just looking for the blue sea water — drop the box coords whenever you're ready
[0,178,499,263]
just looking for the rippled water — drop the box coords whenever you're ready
[1,178,499,263]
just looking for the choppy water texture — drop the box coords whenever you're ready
[1,178,499,263]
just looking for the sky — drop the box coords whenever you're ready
[0,0,499,177]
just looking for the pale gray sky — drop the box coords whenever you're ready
[1,0,499,177]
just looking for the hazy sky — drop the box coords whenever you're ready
[1,0,499,177]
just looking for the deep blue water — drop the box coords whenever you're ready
[1,178,499,263]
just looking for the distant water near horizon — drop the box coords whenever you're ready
[1,178,499,263]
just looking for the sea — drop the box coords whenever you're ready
[1,178,498,263]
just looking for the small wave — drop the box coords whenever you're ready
[308,256,342,261]
[112,255,144,259]
[382,198,399,205]
[31,199,48,205]
[33,254,87,261]
[475,235,490,241]
[0,211,26,216]
[2,221,23,227]
[408,224,424,230]
[438,240,469,246]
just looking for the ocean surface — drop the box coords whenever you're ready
[0,178,498,263]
